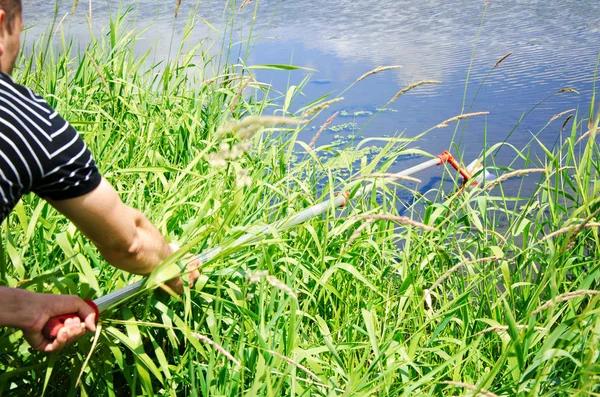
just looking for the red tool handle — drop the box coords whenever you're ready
[42,299,99,341]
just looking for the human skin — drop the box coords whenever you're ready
[0,10,199,352]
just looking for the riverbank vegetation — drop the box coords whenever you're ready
[0,4,599,396]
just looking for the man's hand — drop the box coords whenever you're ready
[23,292,96,353]
[164,243,200,295]
[0,287,96,353]
[50,179,201,294]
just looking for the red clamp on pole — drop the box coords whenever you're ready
[336,191,351,207]
[437,151,473,184]
[437,151,452,165]
[42,299,99,341]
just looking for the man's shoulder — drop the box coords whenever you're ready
[0,73,102,218]
[0,72,55,114]
[0,73,66,136]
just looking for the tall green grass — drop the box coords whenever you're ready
[0,4,599,397]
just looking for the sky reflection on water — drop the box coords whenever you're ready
[24,1,600,190]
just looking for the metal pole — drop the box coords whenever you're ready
[94,155,446,310]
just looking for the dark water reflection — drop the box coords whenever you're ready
[25,1,600,192]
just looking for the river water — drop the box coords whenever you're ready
[24,1,600,193]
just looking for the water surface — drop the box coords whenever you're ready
[25,1,600,192]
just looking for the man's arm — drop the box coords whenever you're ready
[48,178,172,275]
[3,178,198,353]
[48,177,199,293]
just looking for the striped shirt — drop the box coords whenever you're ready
[0,72,101,223]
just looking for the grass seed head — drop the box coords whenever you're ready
[484,168,546,191]
[436,111,490,128]
[236,168,252,187]
[532,290,600,315]
[388,80,441,103]
[239,0,253,10]
[442,381,502,397]
[357,214,437,232]
[268,349,321,383]
[548,109,575,124]
[354,65,402,83]
[192,332,241,367]
[493,52,512,69]
[303,97,344,117]
[475,325,548,336]
[575,128,593,144]
[248,270,269,284]
[346,219,374,247]
[207,135,255,168]
[429,257,499,293]
[357,173,422,183]
[217,116,301,139]
[266,275,298,300]
[207,153,228,167]
[247,271,297,299]
[309,111,339,148]
[557,87,580,94]
[541,222,600,242]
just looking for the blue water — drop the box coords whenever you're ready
[25,0,600,191]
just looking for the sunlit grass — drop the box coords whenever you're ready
[0,3,599,396]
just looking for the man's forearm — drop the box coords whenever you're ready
[49,179,173,276]
[0,287,35,329]
[96,207,173,275]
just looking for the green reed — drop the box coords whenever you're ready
[0,3,599,396]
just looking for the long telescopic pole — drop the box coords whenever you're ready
[44,151,468,339]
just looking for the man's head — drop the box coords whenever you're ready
[0,0,23,75]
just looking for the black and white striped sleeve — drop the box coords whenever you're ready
[31,113,102,201]
[0,73,102,221]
